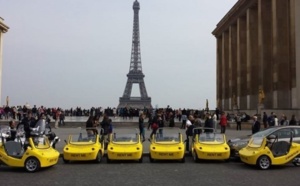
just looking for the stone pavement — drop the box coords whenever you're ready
[52,126,252,155]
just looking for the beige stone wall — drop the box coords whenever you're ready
[213,0,299,114]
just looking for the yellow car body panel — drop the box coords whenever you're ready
[107,134,143,161]
[192,133,230,160]
[0,137,59,168]
[239,137,300,166]
[149,133,185,161]
[63,134,104,161]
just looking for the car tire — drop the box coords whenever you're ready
[257,155,271,170]
[95,151,102,163]
[25,157,40,173]
[192,151,199,163]
[138,156,143,163]
[292,155,300,167]
[149,155,154,163]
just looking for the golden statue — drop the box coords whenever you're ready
[258,87,265,104]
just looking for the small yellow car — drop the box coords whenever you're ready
[239,133,300,170]
[107,132,143,163]
[0,135,59,172]
[191,128,230,162]
[149,129,185,163]
[63,127,104,163]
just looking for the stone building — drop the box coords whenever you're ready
[212,0,300,116]
[0,18,9,105]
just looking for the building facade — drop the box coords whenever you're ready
[212,0,300,116]
[0,18,9,106]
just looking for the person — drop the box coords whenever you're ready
[181,109,187,129]
[108,119,113,134]
[267,112,275,127]
[262,112,268,128]
[274,115,278,126]
[168,113,175,127]
[150,116,158,138]
[86,116,94,136]
[212,112,217,131]
[185,115,194,153]
[7,120,17,141]
[59,111,65,126]
[157,115,164,138]
[289,115,297,125]
[21,111,37,139]
[204,113,213,133]
[138,113,146,142]
[235,114,241,130]
[252,116,260,134]
[219,112,227,134]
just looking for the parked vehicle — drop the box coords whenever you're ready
[149,128,185,163]
[239,132,300,170]
[107,131,143,163]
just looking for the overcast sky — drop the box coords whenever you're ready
[0,0,237,110]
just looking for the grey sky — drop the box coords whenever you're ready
[0,0,237,110]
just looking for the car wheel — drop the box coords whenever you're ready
[257,155,271,170]
[292,155,300,166]
[149,155,154,163]
[193,151,199,163]
[25,157,40,173]
[138,156,143,163]
[95,151,102,163]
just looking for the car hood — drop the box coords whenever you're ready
[228,135,252,143]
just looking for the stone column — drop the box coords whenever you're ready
[222,31,230,110]
[216,37,223,109]
[272,0,291,109]
[237,17,247,110]
[247,6,259,110]
[229,25,237,110]
[258,0,273,109]
[294,0,300,109]
[0,31,3,105]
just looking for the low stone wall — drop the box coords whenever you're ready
[0,120,255,130]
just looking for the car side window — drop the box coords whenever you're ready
[271,129,291,139]
[292,128,300,137]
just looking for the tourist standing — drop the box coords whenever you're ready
[219,112,227,134]
[139,113,146,142]
[252,116,260,134]
[262,112,268,128]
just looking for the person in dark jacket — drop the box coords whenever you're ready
[138,113,145,141]
[204,113,214,133]
[289,115,297,125]
[252,116,261,134]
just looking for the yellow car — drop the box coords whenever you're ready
[149,129,185,163]
[191,128,230,162]
[63,128,104,163]
[239,133,300,170]
[0,135,59,172]
[107,132,143,163]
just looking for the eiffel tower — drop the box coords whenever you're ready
[118,0,152,109]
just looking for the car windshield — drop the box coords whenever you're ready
[199,133,225,144]
[155,134,180,143]
[112,134,138,143]
[248,137,264,148]
[32,136,50,149]
[70,131,97,144]
[252,127,278,137]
